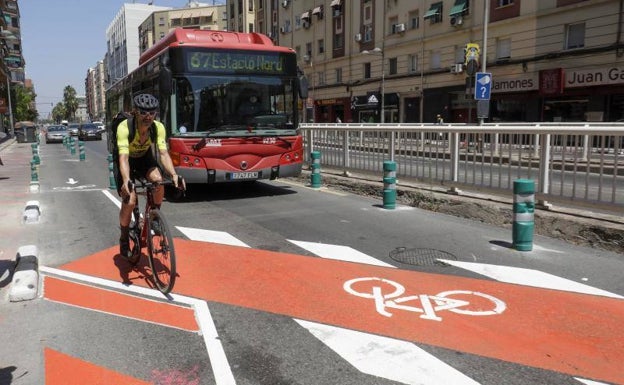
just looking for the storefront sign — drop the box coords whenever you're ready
[492,75,537,93]
[539,68,564,96]
[565,66,624,88]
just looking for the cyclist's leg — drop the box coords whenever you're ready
[143,150,164,208]
[118,158,138,258]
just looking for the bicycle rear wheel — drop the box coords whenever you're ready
[147,208,176,294]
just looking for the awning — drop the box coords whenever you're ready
[301,11,310,20]
[423,3,442,19]
[330,0,341,7]
[449,0,467,16]
[312,6,322,15]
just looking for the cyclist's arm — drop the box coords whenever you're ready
[117,122,132,194]
[155,122,181,188]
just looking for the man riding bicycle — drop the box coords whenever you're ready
[115,93,184,259]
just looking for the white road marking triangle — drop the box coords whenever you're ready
[288,239,394,267]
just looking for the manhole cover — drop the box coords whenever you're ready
[389,247,457,266]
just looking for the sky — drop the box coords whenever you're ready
[19,0,206,119]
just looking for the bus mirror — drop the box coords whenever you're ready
[298,74,309,99]
[159,67,172,95]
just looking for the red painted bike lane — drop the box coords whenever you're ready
[56,239,624,384]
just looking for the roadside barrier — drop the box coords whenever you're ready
[70,137,76,156]
[383,160,397,209]
[310,151,321,188]
[108,154,117,190]
[512,179,535,251]
[31,143,40,165]
[30,159,38,183]
[79,140,85,161]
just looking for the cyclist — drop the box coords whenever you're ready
[115,93,184,259]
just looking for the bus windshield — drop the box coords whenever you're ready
[174,74,296,137]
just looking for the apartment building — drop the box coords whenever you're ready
[0,0,24,131]
[138,3,227,55]
[255,0,624,123]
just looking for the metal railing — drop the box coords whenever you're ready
[300,122,624,209]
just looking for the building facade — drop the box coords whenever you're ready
[0,0,24,131]
[138,3,227,55]
[105,3,172,88]
[255,0,624,123]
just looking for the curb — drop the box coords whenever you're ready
[9,245,39,302]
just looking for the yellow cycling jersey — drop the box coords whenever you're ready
[116,119,167,158]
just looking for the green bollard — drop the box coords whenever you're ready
[31,143,40,165]
[310,151,321,188]
[513,179,535,251]
[70,137,76,155]
[383,160,397,209]
[30,160,38,182]
[108,154,117,190]
[79,141,85,161]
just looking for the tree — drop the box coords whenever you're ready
[62,85,78,121]
[13,84,38,122]
[51,102,66,123]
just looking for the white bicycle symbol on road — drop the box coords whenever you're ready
[344,277,507,322]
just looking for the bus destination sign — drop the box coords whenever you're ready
[187,51,287,74]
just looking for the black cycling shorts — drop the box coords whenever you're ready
[114,150,160,195]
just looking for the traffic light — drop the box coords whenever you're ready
[464,43,480,76]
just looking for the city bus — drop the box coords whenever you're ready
[105,28,308,196]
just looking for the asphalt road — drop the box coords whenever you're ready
[0,135,623,385]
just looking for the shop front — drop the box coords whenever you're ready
[350,92,399,123]
[313,97,350,123]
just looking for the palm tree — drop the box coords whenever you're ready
[63,85,78,121]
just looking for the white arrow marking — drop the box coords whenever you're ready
[438,259,623,299]
[296,319,482,385]
[176,226,250,248]
[67,178,78,184]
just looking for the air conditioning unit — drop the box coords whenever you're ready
[267,31,273,38]
[282,0,289,8]
[354,33,362,42]
[302,20,310,29]
[394,23,406,33]
[450,16,463,27]
[303,54,311,62]
[450,63,463,74]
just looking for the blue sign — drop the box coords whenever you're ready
[474,72,492,100]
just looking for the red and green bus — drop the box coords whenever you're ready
[105,28,308,193]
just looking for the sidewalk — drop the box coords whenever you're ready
[0,138,39,301]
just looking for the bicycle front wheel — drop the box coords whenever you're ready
[147,208,176,294]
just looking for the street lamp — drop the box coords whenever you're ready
[362,47,385,123]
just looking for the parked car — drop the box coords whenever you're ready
[45,125,68,144]
[67,123,80,136]
[92,121,105,133]
[78,123,102,141]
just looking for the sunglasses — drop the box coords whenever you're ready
[138,109,157,116]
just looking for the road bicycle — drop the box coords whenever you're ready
[344,277,506,321]
[126,178,178,294]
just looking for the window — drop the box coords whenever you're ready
[566,23,585,49]
[364,62,371,79]
[318,39,325,54]
[455,46,465,63]
[497,38,511,59]
[430,51,441,69]
[409,11,419,30]
[306,42,313,57]
[333,33,344,49]
[389,57,398,75]
[317,72,325,86]
[424,2,443,24]
[389,16,398,35]
[158,16,165,26]
[408,54,419,73]
[497,0,513,6]
[364,24,373,42]
[449,0,468,17]
[336,68,342,84]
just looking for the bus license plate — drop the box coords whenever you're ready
[231,171,258,180]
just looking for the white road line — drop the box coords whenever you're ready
[574,378,611,385]
[177,226,250,247]
[295,319,482,385]
[39,266,236,385]
[102,189,121,209]
[288,240,394,267]
[438,259,623,299]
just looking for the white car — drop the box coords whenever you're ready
[92,121,105,133]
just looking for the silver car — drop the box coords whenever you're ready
[67,123,80,136]
[45,125,68,143]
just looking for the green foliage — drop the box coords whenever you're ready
[63,85,78,121]
[51,102,66,123]
[13,84,38,122]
